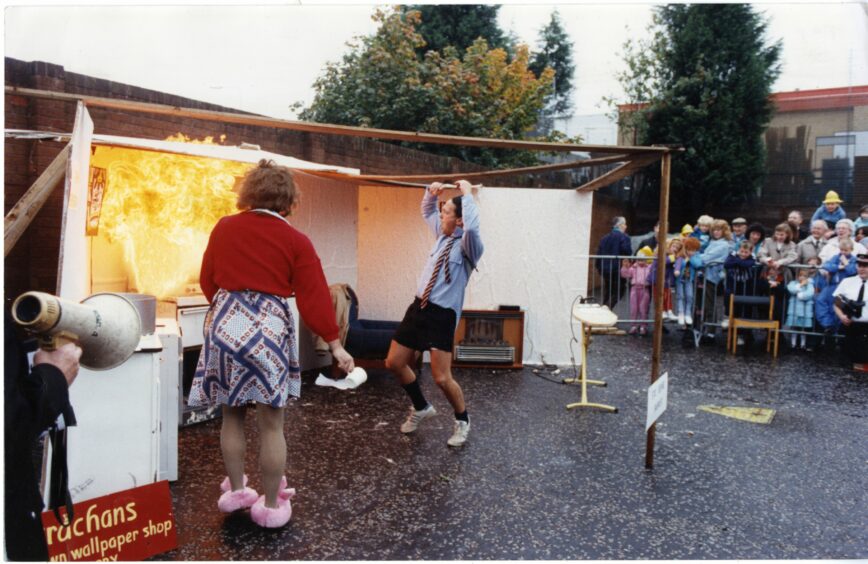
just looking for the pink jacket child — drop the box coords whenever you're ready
[620,247,655,335]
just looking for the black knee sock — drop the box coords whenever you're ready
[402,380,429,411]
[455,410,469,423]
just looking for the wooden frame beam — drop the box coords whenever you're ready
[575,153,662,192]
[5,143,71,257]
[6,86,668,156]
[309,153,634,188]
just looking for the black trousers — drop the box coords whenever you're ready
[844,321,868,363]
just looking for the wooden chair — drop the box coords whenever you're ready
[727,294,780,358]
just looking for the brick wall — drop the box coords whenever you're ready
[8,57,577,300]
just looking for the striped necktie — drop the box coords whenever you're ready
[420,236,458,309]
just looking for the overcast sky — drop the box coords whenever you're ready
[4,2,867,122]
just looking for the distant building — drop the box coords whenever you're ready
[616,85,868,209]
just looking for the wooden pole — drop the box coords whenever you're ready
[4,143,71,257]
[646,151,672,469]
[5,86,669,156]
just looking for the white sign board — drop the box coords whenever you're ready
[646,371,669,431]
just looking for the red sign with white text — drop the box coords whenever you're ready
[41,480,177,562]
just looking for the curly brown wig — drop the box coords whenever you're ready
[236,159,299,214]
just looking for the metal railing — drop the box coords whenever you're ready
[585,254,847,350]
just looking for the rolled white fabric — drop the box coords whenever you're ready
[315,367,368,390]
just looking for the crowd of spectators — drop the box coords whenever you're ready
[596,190,868,367]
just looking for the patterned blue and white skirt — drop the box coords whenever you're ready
[188,289,301,408]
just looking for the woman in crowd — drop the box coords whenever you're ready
[757,222,798,279]
[189,159,355,528]
[697,219,733,328]
[745,223,766,258]
[818,218,867,262]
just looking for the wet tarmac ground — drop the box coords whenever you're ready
[153,330,867,560]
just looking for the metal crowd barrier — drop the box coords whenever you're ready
[585,255,846,351]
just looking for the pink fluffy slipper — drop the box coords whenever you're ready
[250,480,296,528]
[217,486,259,513]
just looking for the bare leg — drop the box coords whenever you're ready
[256,405,286,508]
[385,340,419,385]
[221,405,247,491]
[429,349,465,413]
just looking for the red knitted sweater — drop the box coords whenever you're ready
[199,211,339,342]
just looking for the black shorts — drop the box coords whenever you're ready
[393,298,457,353]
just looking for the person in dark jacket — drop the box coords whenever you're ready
[595,216,632,309]
[5,311,82,561]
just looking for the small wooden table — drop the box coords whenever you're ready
[565,303,618,413]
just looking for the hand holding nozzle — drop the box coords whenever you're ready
[34,343,83,387]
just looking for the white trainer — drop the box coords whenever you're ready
[447,420,470,447]
[400,405,436,434]
[677,313,685,327]
[685,315,693,326]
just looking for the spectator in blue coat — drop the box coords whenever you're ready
[811,190,846,231]
[595,216,632,309]
[815,238,858,333]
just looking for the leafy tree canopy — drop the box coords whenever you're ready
[611,4,781,221]
[296,8,571,168]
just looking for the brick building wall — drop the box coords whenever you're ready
[8,58,579,300]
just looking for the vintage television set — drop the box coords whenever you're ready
[452,308,524,369]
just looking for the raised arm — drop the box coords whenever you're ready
[455,180,484,268]
[422,182,443,236]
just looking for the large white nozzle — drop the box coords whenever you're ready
[12,292,142,370]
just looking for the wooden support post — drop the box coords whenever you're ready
[4,143,71,257]
[646,151,672,469]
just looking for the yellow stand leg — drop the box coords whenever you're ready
[566,327,617,413]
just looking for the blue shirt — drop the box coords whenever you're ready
[415,192,484,322]
[810,204,846,228]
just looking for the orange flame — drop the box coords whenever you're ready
[97,137,250,299]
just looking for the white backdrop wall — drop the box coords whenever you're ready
[293,172,359,287]
[357,185,593,365]
[292,172,359,369]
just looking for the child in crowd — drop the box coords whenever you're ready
[855,226,868,245]
[723,241,759,328]
[855,204,868,231]
[675,237,702,327]
[811,190,846,231]
[650,238,682,321]
[621,246,654,336]
[815,239,858,333]
[758,265,785,323]
[680,224,693,238]
[785,268,815,350]
[691,215,713,251]
[804,256,825,352]
[757,222,798,275]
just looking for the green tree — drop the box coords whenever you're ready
[404,5,510,56]
[611,4,781,222]
[297,8,557,168]
[529,10,575,117]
